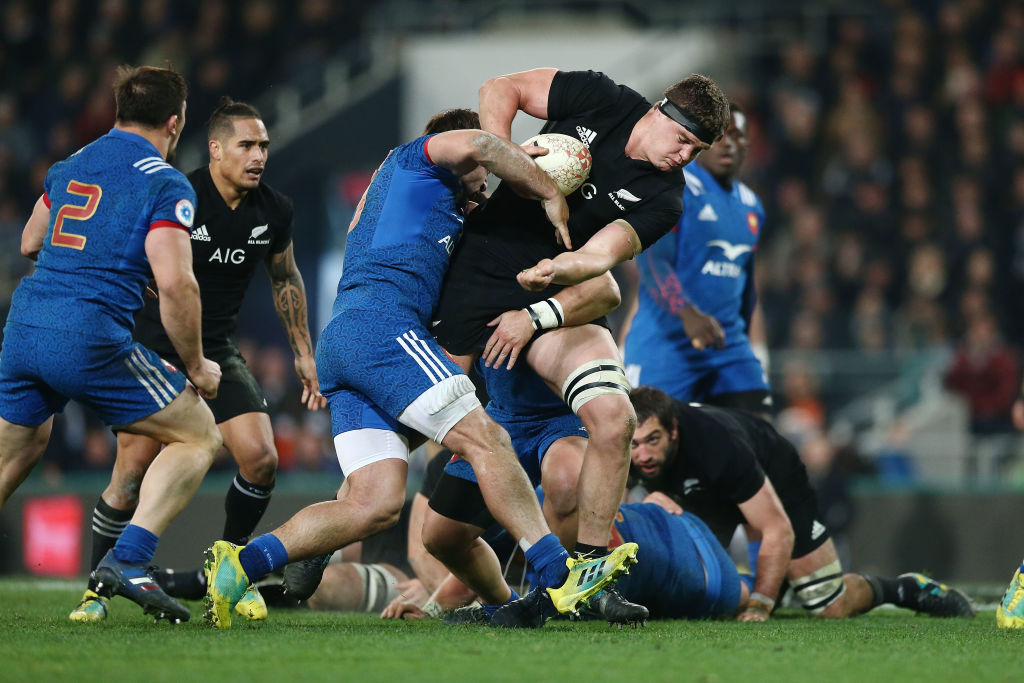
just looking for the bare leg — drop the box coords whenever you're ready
[120,387,221,535]
[308,563,410,612]
[421,507,510,605]
[527,325,634,548]
[789,539,872,619]
[539,436,586,549]
[0,416,53,508]
[442,407,551,546]
[106,433,162,510]
[218,411,278,486]
[272,458,407,561]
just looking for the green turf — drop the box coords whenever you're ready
[0,579,1018,683]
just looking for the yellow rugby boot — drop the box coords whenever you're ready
[203,541,250,629]
[69,589,109,623]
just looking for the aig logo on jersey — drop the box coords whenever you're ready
[248,224,271,245]
[210,248,246,264]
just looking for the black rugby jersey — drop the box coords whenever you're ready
[134,166,293,357]
[634,402,813,546]
[433,70,684,353]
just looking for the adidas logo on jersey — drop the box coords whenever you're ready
[576,126,597,146]
[697,204,718,221]
[133,156,173,175]
[811,520,827,540]
[191,224,211,241]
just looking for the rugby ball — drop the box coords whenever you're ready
[522,133,592,196]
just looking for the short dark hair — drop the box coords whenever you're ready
[423,108,480,135]
[629,386,677,432]
[663,74,730,142]
[207,97,263,140]
[113,65,188,128]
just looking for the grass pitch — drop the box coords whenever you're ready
[1,578,1018,683]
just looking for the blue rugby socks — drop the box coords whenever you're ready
[523,533,570,588]
[238,533,289,582]
[113,524,159,565]
[483,588,521,616]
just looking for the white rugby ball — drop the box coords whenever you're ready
[522,133,592,196]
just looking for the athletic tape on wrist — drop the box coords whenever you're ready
[524,298,564,330]
[748,592,776,611]
[422,599,443,619]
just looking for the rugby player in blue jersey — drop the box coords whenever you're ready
[201,109,638,629]
[623,104,772,418]
[0,66,222,624]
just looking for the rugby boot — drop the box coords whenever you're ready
[235,583,268,621]
[153,567,207,600]
[491,586,559,629]
[282,552,331,600]
[898,573,974,618]
[997,567,1024,628]
[578,584,648,627]
[202,540,251,629]
[546,542,639,614]
[443,604,492,626]
[93,550,190,623]
[68,588,109,623]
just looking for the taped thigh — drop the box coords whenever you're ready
[351,563,401,613]
[791,559,846,615]
[560,358,631,414]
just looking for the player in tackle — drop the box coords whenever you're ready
[432,68,730,623]
[202,109,638,628]
[0,65,221,624]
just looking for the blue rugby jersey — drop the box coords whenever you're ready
[331,135,463,323]
[629,162,765,348]
[7,129,196,342]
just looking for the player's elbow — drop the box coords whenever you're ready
[20,242,39,260]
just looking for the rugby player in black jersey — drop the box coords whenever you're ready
[628,386,974,621]
[431,69,729,625]
[70,98,323,623]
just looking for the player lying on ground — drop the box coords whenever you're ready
[628,386,975,620]
[200,109,636,629]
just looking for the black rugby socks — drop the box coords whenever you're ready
[223,473,274,545]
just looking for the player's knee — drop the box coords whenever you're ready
[238,441,278,484]
[357,493,404,537]
[581,403,636,454]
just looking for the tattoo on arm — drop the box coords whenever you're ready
[267,245,314,357]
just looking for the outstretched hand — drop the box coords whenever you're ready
[295,355,326,410]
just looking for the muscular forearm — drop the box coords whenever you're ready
[543,250,617,287]
[750,525,795,605]
[473,133,560,202]
[408,549,452,596]
[552,272,620,324]
[271,270,314,358]
[159,277,205,370]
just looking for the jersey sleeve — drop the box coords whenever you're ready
[148,172,197,233]
[637,224,688,315]
[406,135,459,184]
[547,71,624,120]
[625,184,684,251]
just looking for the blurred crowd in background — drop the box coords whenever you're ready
[2,0,1024,515]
